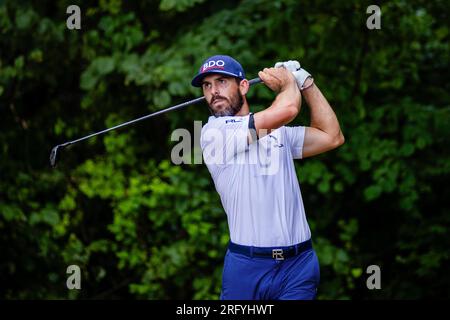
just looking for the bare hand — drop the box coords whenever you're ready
[258,67,296,93]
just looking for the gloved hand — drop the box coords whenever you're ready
[274,60,312,90]
[275,60,300,72]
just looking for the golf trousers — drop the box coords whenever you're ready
[220,239,320,300]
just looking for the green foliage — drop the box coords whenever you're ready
[0,0,448,299]
[159,0,207,12]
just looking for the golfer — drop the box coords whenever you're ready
[192,55,344,300]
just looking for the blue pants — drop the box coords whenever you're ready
[220,242,320,300]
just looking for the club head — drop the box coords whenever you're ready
[50,145,61,168]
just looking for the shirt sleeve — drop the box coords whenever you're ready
[200,115,250,165]
[284,126,306,159]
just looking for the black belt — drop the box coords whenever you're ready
[228,239,312,260]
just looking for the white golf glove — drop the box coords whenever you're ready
[274,60,312,90]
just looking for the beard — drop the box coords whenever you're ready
[207,89,244,117]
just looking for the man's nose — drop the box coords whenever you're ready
[211,83,220,95]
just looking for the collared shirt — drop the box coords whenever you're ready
[200,114,311,247]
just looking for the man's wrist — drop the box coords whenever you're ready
[301,77,314,91]
[280,73,299,93]
[293,68,311,90]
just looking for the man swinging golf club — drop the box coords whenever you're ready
[192,55,345,300]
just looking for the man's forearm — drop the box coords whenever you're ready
[254,83,300,138]
[262,81,301,130]
[302,81,343,140]
[272,81,301,114]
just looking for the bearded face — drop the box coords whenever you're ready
[207,88,244,117]
[201,75,244,117]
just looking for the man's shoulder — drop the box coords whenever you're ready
[201,116,219,133]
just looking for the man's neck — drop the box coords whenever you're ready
[235,102,250,117]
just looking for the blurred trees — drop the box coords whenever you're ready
[0,0,448,299]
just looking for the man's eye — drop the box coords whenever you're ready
[219,79,226,84]
[203,83,211,89]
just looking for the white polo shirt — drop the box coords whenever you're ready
[200,114,311,247]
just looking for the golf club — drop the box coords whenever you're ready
[50,77,263,168]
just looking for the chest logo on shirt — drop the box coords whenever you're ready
[225,119,242,124]
[269,135,284,148]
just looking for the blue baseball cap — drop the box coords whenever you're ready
[191,55,246,87]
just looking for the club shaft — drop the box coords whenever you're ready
[59,77,262,147]
[61,96,206,147]
[248,77,262,86]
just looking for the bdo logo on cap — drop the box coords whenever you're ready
[202,60,225,72]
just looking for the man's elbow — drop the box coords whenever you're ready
[276,103,300,125]
[332,131,345,148]
[285,104,300,122]
[285,96,301,121]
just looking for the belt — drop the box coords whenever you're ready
[228,239,312,260]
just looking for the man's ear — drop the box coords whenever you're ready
[239,79,250,96]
